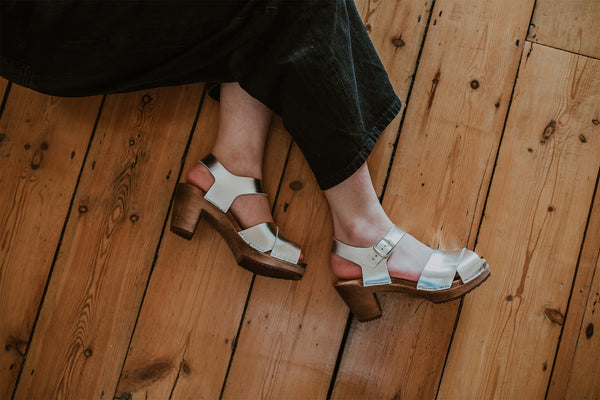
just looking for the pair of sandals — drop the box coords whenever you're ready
[170,154,491,322]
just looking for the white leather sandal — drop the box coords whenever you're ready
[333,225,490,321]
[170,154,305,280]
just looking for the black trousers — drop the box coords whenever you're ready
[0,0,401,190]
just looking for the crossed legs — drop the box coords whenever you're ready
[188,82,433,280]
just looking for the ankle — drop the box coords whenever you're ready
[332,214,393,248]
[212,146,263,179]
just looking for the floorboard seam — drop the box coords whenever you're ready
[10,94,107,400]
[0,81,12,121]
[326,0,439,397]
[218,132,294,399]
[379,0,436,203]
[325,313,353,400]
[434,2,538,396]
[526,40,600,61]
[112,85,207,399]
[218,275,256,400]
[545,166,600,399]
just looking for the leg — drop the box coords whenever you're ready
[172,81,304,277]
[187,82,274,229]
[325,163,434,281]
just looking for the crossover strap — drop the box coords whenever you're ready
[238,222,301,264]
[456,249,487,283]
[416,248,486,290]
[200,154,266,212]
[332,225,406,287]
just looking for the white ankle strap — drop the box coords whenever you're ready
[200,154,266,213]
[332,225,406,286]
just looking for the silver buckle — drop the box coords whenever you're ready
[373,238,394,258]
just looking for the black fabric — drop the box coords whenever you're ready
[0,0,401,190]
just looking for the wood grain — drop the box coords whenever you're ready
[0,78,8,100]
[221,1,432,398]
[331,0,535,398]
[528,0,600,59]
[361,0,432,195]
[0,86,101,399]
[560,239,600,399]
[548,179,600,398]
[438,42,600,399]
[114,95,292,399]
[12,85,202,399]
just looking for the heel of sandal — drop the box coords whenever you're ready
[335,281,382,322]
[170,183,206,240]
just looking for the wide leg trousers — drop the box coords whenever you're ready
[0,0,402,189]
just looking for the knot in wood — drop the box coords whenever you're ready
[392,36,405,48]
[470,80,480,89]
[544,307,564,325]
[30,150,42,170]
[289,181,303,191]
[543,120,556,139]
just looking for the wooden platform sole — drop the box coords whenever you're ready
[170,182,305,280]
[334,264,491,322]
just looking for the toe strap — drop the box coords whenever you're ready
[456,249,486,284]
[238,222,301,264]
[272,232,302,264]
[417,248,486,291]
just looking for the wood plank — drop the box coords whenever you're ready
[0,77,8,100]
[362,0,432,195]
[438,43,600,399]
[222,145,342,399]
[114,96,292,399]
[221,1,432,398]
[548,179,600,398]
[560,242,600,399]
[0,86,102,399]
[528,0,600,59]
[331,0,535,398]
[13,85,202,399]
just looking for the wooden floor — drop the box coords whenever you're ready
[1,0,599,399]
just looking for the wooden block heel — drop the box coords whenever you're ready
[335,281,382,322]
[170,183,205,240]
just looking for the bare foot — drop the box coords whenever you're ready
[330,225,434,282]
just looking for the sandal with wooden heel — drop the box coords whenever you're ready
[333,225,490,321]
[170,154,306,280]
